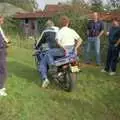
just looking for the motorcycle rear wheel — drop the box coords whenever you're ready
[62,71,77,92]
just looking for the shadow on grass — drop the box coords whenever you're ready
[8,61,41,85]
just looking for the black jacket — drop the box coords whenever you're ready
[36,27,58,49]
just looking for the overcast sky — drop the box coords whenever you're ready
[36,0,71,10]
[37,0,70,5]
[36,0,107,10]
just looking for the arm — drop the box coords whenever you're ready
[87,21,90,36]
[36,32,45,49]
[98,30,104,38]
[73,30,83,54]
[87,30,89,36]
[74,38,83,55]
[114,29,120,47]
[0,27,9,43]
[115,39,120,47]
[98,22,104,38]
[56,39,66,50]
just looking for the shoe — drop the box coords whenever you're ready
[0,88,7,96]
[42,79,50,88]
[109,72,116,76]
[101,69,107,73]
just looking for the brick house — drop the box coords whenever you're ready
[15,4,120,37]
[14,4,71,37]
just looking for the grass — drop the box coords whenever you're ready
[0,45,120,120]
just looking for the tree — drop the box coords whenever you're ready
[0,0,38,11]
[109,0,120,8]
[72,0,85,4]
[90,0,104,12]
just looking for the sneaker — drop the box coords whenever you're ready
[109,72,116,76]
[101,69,107,73]
[0,88,7,96]
[0,88,6,91]
[42,79,50,88]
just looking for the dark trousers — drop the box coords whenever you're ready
[105,45,120,72]
[0,49,7,89]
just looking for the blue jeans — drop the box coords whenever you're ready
[105,45,120,72]
[46,46,74,65]
[86,37,101,64]
[39,47,75,80]
[46,48,65,65]
[39,54,48,80]
[39,48,65,80]
[0,49,7,89]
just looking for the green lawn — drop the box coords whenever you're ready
[0,46,120,120]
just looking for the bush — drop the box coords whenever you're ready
[52,9,88,42]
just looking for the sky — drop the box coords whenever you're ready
[36,0,70,10]
[36,0,107,10]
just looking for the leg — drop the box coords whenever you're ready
[85,38,93,63]
[104,46,112,72]
[39,55,48,80]
[0,49,7,89]
[94,37,101,65]
[110,46,119,72]
[39,55,50,88]
[46,48,65,65]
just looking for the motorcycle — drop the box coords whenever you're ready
[33,41,80,92]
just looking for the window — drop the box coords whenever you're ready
[24,19,29,24]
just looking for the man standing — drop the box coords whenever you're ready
[86,12,104,65]
[101,18,120,75]
[0,16,9,96]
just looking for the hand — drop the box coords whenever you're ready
[74,48,78,55]
[63,48,67,56]
[114,44,118,47]
[97,35,100,39]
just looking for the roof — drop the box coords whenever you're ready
[44,4,70,12]
[14,4,120,21]
[15,11,56,19]
[0,2,25,17]
[14,4,71,19]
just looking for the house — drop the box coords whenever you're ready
[14,4,71,37]
[14,3,120,37]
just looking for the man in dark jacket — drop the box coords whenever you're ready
[36,20,62,88]
[101,18,120,75]
[0,16,8,96]
[39,16,83,88]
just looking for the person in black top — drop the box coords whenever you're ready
[101,18,120,75]
[36,20,59,49]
